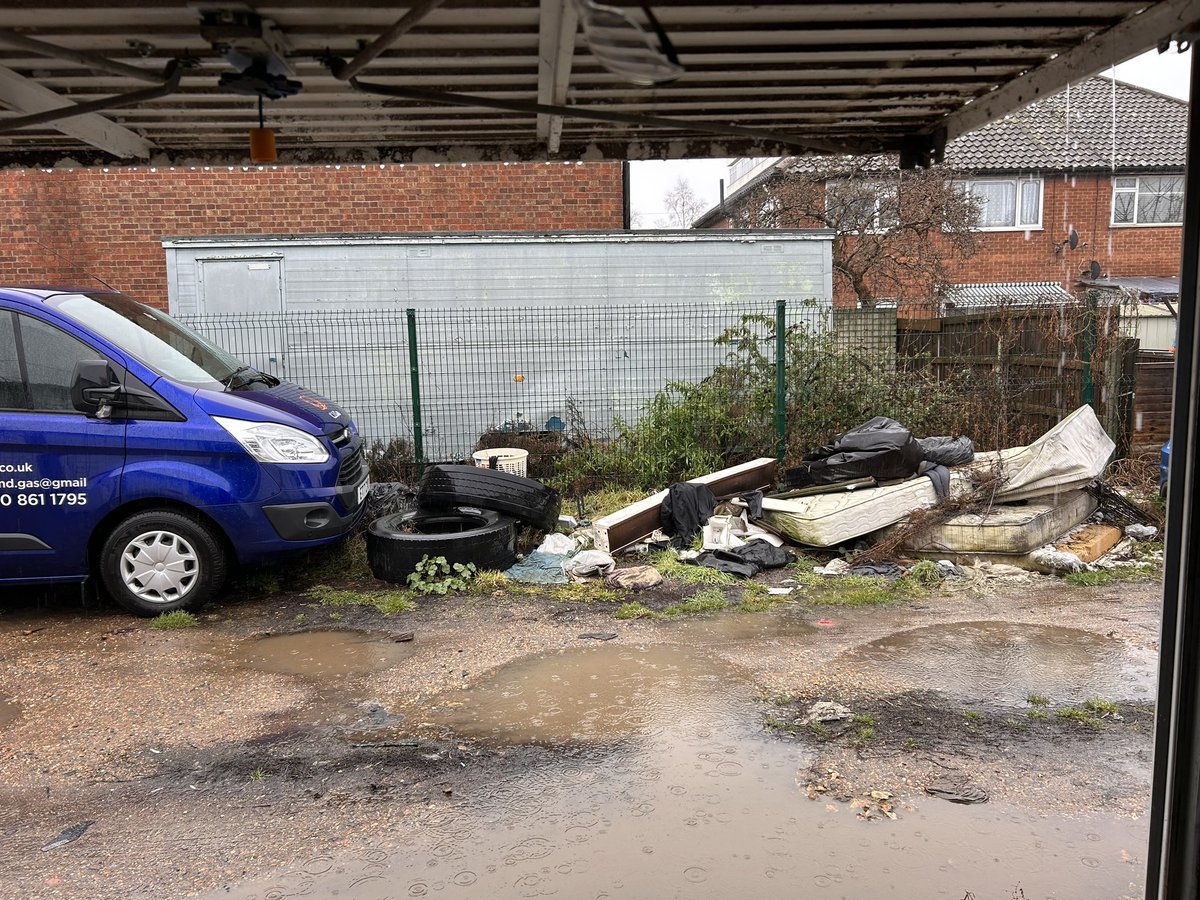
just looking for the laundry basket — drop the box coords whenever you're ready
[471,448,529,477]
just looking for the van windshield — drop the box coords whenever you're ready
[55,292,245,387]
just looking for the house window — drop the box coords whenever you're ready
[1112,175,1184,225]
[825,180,899,232]
[954,178,1042,230]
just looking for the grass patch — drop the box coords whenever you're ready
[902,737,918,750]
[650,551,737,586]
[1026,708,1048,721]
[808,722,831,739]
[306,584,416,616]
[850,726,877,747]
[906,560,943,585]
[808,575,894,607]
[1003,718,1027,731]
[470,570,511,594]
[614,601,655,620]
[963,710,983,724]
[1083,698,1120,716]
[583,488,651,520]
[1026,693,1050,707]
[739,581,787,613]
[852,713,876,726]
[1055,708,1104,729]
[148,610,199,630]
[1064,565,1156,587]
[662,588,729,618]
[300,534,372,586]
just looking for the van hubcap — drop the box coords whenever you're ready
[120,530,199,603]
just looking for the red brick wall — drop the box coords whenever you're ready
[0,162,626,309]
[953,173,1183,287]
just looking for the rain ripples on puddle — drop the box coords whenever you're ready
[217,642,1148,900]
[849,621,1158,705]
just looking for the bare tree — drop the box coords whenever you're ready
[657,176,706,228]
[729,158,980,308]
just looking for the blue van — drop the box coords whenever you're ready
[0,288,369,615]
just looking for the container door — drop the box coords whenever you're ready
[197,256,287,379]
[0,311,127,581]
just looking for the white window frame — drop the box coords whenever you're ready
[953,177,1043,232]
[1111,174,1185,227]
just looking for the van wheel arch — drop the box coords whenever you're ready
[88,500,234,611]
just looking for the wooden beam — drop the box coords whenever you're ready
[0,64,153,158]
[592,457,778,554]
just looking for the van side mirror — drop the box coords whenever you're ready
[71,359,122,417]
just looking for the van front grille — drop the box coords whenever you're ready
[336,446,365,486]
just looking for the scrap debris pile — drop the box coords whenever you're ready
[365,405,1159,589]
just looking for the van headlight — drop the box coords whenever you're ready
[214,417,330,464]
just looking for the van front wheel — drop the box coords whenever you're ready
[99,511,228,616]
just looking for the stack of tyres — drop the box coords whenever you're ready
[366,465,561,583]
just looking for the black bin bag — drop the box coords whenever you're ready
[786,417,924,488]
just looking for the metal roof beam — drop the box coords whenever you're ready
[933,0,1200,142]
[0,63,158,157]
[535,0,578,154]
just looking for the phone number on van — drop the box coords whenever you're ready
[0,492,88,507]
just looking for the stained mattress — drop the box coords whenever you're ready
[762,405,1114,548]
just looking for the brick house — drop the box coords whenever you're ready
[695,78,1187,315]
[0,161,626,310]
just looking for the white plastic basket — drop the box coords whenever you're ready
[472,447,529,477]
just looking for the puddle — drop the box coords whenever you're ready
[0,696,20,727]
[851,621,1158,704]
[669,606,818,643]
[433,643,748,746]
[229,630,415,678]
[216,641,1148,900]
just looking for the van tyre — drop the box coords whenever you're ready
[417,465,561,532]
[367,506,517,583]
[98,510,227,616]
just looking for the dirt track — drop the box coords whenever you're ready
[0,565,1162,899]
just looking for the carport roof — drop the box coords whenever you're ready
[0,0,1196,167]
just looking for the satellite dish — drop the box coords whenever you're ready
[1088,260,1101,280]
[1068,227,1079,250]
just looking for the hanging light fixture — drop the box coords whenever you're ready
[249,95,276,163]
[574,0,683,86]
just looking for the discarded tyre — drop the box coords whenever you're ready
[366,505,517,583]
[417,464,561,532]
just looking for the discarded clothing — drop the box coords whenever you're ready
[924,778,989,804]
[696,542,796,578]
[538,532,579,556]
[919,461,950,499]
[604,565,664,591]
[918,435,975,466]
[504,551,568,584]
[848,561,903,581]
[786,417,924,488]
[564,549,616,579]
[660,483,717,548]
[739,490,764,520]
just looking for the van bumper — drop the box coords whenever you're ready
[263,497,366,541]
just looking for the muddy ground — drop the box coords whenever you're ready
[0,545,1162,900]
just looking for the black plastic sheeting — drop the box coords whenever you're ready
[695,542,796,578]
[918,436,975,466]
[786,417,925,488]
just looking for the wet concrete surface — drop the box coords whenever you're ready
[0,575,1162,899]
[218,642,1148,900]
[228,629,416,678]
[850,620,1158,705]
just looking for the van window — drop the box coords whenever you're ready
[55,292,242,387]
[0,311,27,409]
[14,314,107,413]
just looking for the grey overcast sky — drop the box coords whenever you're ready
[628,46,1193,227]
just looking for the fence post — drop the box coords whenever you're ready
[775,298,787,462]
[1080,294,1097,408]
[406,308,425,475]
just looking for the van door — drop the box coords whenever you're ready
[0,310,127,581]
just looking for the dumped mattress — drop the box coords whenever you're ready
[762,406,1114,548]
